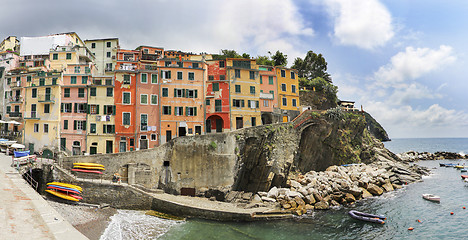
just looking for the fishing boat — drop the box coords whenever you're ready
[439,163,446,167]
[45,190,79,202]
[455,165,466,169]
[461,169,467,172]
[348,210,386,224]
[422,193,440,203]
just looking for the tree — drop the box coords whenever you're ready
[256,55,274,66]
[271,50,287,67]
[292,51,332,83]
[242,53,251,59]
[300,77,338,104]
[221,49,241,58]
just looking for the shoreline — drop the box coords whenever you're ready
[47,199,117,240]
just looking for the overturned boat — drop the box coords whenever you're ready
[348,210,386,224]
[422,193,440,203]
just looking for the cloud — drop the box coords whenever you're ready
[387,83,442,105]
[323,0,394,49]
[374,45,456,88]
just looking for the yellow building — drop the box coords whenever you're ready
[226,58,261,129]
[275,67,300,122]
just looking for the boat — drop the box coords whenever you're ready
[444,163,457,167]
[461,169,467,172]
[439,163,446,167]
[47,185,81,194]
[461,175,468,179]
[422,194,440,203]
[73,165,105,170]
[71,168,103,174]
[69,194,83,200]
[45,190,79,202]
[348,210,386,224]
[73,162,105,168]
[455,165,466,169]
[13,150,30,158]
[47,182,82,192]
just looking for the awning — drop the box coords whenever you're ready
[10,143,25,149]
[7,121,21,125]
[0,120,6,123]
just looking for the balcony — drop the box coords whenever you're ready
[38,94,55,103]
[260,92,274,100]
[117,65,136,71]
[10,81,21,88]
[8,111,22,118]
[24,111,39,119]
[9,95,23,103]
[141,64,158,71]
[141,54,159,61]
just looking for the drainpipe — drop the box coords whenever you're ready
[135,67,138,150]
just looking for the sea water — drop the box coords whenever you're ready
[101,138,468,239]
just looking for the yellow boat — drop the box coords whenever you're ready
[73,165,105,170]
[455,165,466,169]
[47,182,83,192]
[45,190,79,202]
[73,162,105,168]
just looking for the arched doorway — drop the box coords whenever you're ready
[261,113,273,125]
[206,115,224,133]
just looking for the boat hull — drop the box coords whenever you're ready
[422,194,440,203]
[45,190,79,202]
[71,168,103,174]
[47,182,82,192]
[47,186,81,194]
[348,210,386,224]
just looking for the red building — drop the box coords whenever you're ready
[205,59,230,132]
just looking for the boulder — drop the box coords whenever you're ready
[382,182,394,192]
[347,186,363,197]
[298,187,309,196]
[305,204,314,211]
[261,196,276,202]
[251,194,263,203]
[242,192,253,200]
[287,190,304,199]
[344,193,356,203]
[294,196,306,207]
[314,201,330,210]
[257,191,268,197]
[290,180,302,189]
[304,194,316,205]
[367,184,384,196]
[225,191,240,202]
[360,188,373,198]
[267,187,278,198]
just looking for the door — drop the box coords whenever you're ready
[178,127,186,137]
[90,146,97,155]
[119,141,126,152]
[60,138,66,151]
[236,117,243,129]
[216,119,223,132]
[251,117,256,127]
[166,130,172,142]
[195,126,202,135]
[282,116,289,122]
[106,140,113,154]
[28,143,34,153]
[206,119,211,133]
[140,138,148,149]
[45,88,51,101]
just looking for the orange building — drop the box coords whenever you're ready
[258,65,278,124]
[206,59,230,132]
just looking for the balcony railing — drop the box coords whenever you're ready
[260,92,274,100]
[141,64,158,71]
[118,65,136,71]
[38,94,55,103]
[9,112,22,118]
[10,81,21,88]
[9,95,23,103]
[141,54,159,61]
[24,111,38,119]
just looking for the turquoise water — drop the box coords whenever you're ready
[101,138,468,239]
[384,138,468,154]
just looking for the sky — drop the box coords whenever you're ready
[1,0,467,139]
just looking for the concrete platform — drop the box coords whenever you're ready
[0,153,88,240]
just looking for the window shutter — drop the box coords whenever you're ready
[103,105,107,114]
[241,100,245,107]
[87,105,90,114]
[233,99,235,106]
[112,125,115,133]
[194,107,197,116]
[103,125,106,134]
[113,105,116,115]
[195,90,198,98]
[61,103,63,113]
[74,103,77,113]
[174,88,177,97]
[83,121,86,130]
[185,107,188,116]
[96,105,100,114]
[184,89,188,98]
[74,120,77,130]
[256,101,259,108]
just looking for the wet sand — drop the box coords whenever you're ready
[47,200,117,240]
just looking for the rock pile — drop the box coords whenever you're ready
[398,151,467,162]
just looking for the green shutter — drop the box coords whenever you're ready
[87,105,90,114]
[182,89,186,97]
[186,107,188,116]
[195,90,198,98]
[103,125,106,134]
[83,121,86,130]
[174,88,177,97]
[194,107,197,116]
[241,100,245,107]
[256,101,259,108]
[111,125,115,133]
[113,105,116,115]
[96,105,100,114]
[103,105,107,114]
[74,120,77,130]
[61,103,63,112]
[74,103,77,113]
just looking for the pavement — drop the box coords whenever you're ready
[0,153,88,240]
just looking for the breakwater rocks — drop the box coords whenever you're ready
[206,161,429,216]
[398,151,467,162]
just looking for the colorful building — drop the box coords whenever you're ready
[0,36,19,52]
[206,59,230,132]
[84,38,119,76]
[258,65,278,124]
[275,67,300,122]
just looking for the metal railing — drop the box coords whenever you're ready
[23,169,38,190]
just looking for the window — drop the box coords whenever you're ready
[250,86,255,94]
[53,53,58,60]
[27,76,32,82]
[248,100,258,109]
[105,63,112,71]
[64,88,70,97]
[235,85,241,93]
[104,105,115,115]
[174,88,184,98]
[62,103,72,113]
[105,78,113,85]
[233,99,244,107]
[213,82,219,91]
[52,78,57,85]
[163,106,171,115]
[192,63,199,68]
[78,88,85,98]
[188,72,194,80]
[93,79,102,85]
[215,99,222,112]
[32,88,37,98]
[91,43,96,48]
[291,71,296,79]
[90,123,96,133]
[151,134,157,141]
[89,105,99,114]
[281,70,285,77]
[264,100,269,107]
[235,69,241,78]
[74,120,86,130]
[106,42,111,48]
[269,76,274,85]
[76,103,87,113]
[123,112,131,125]
[269,90,274,95]
[260,76,263,84]
[249,71,255,80]
[106,52,111,58]
[74,66,80,73]
[151,95,158,105]
[174,107,183,116]
[177,62,183,67]
[123,92,131,104]
[34,123,39,132]
[151,74,158,84]
[6,106,10,113]
[220,75,225,80]
[165,61,171,67]
[44,124,49,133]
[208,75,214,80]
[162,70,171,79]
[141,73,147,83]
[123,75,130,84]
[107,87,113,97]
[44,104,50,113]
[82,76,88,84]
[140,94,148,104]
[71,76,77,84]
[66,53,71,60]
[187,89,197,98]
[90,87,96,96]
[186,107,197,116]
[141,114,148,131]
[64,120,68,130]
[39,78,45,86]
[162,88,168,97]
[103,124,115,134]
[292,99,297,107]
[219,61,225,68]
[292,85,296,93]
[281,83,287,91]
[177,72,183,80]
[282,97,287,106]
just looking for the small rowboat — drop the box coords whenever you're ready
[444,163,457,167]
[422,194,440,203]
[439,163,446,167]
[47,182,82,192]
[73,165,105,170]
[72,168,103,174]
[461,169,467,172]
[462,175,468,179]
[47,185,81,194]
[455,165,466,169]
[348,210,386,224]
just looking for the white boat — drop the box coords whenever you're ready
[422,193,440,203]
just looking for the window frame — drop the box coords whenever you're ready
[123,92,131,104]
[122,112,131,125]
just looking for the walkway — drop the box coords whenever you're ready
[0,153,88,240]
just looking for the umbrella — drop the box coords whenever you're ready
[7,121,21,125]
[10,143,25,149]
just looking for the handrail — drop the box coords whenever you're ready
[23,168,38,190]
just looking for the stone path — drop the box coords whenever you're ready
[0,153,88,240]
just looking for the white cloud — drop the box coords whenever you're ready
[323,0,394,49]
[387,83,442,105]
[374,45,456,88]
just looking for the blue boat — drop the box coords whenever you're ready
[348,210,386,224]
[444,163,457,167]
[13,150,30,158]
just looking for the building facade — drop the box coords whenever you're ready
[276,67,300,122]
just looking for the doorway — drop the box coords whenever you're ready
[140,136,148,149]
[178,127,186,137]
[119,141,126,152]
[206,119,211,133]
[236,117,243,129]
[166,130,172,142]
[106,140,113,154]
[216,119,223,132]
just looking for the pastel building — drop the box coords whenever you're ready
[276,67,300,122]
[206,59,230,132]
[258,65,278,124]
[0,36,19,52]
[0,50,20,121]
[84,38,119,76]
